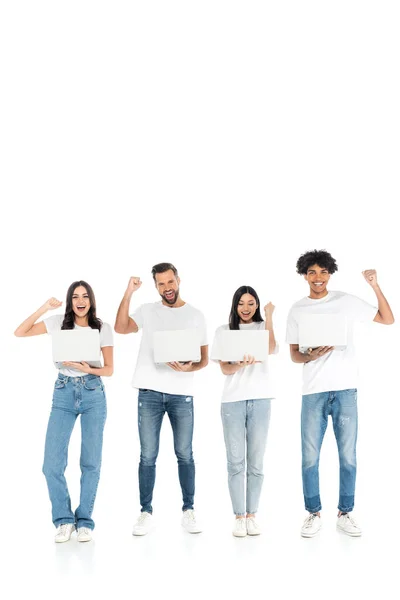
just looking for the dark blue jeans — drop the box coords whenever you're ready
[138,389,195,513]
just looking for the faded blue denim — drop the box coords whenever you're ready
[301,388,358,513]
[42,373,107,530]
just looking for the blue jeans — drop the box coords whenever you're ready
[301,388,358,513]
[138,389,195,513]
[42,374,107,530]
[221,399,271,516]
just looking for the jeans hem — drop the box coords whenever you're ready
[338,506,354,513]
[305,505,322,513]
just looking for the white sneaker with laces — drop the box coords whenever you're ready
[55,523,75,543]
[181,509,202,533]
[132,512,153,536]
[301,513,321,538]
[77,527,92,542]
[233,518,247,537]
[246,516,261,536]
[337,513,362,537]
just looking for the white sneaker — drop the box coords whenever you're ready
[55,523,75,543]
[232,517,247,537]
[77,527,92,542]
[337,513,362,537]
[301,513,322,538]
[132,512,153,536]
[181,509,202,533]
[246,516,261,536]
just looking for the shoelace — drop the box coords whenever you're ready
[185,510,196,522]
[137,513,149,525]
[236,519,246,530]
[304,514,318,529]
[58,524,71,536]
[342,514,358,528]
[247,518,258,529]
[78,527,91,535]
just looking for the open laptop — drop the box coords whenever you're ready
[211,330,269,363]
[52,329,101,363]
[298,314,347,351]
[153,329,201,364]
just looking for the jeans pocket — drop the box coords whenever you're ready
[54,379,67,390]
[83,378,103,391]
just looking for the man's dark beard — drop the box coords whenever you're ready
[162,289,178,305]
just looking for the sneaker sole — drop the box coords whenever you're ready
[336,526,362,537]
[132,530,149,536]
[233,532,247,537]
[247,532,261,536]
[55,538,72,543]
[301,527,322,538]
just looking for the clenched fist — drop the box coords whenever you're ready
[42,297,62,311]
[126,276,142,295]
[362,270,378,288]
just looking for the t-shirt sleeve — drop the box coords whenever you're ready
[286,309,299,344]
[197,312,208,346]
[346,294,378,322]
[130,305,144,329]
[43,314,63,334]
[100,322,114,347]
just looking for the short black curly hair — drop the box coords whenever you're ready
[296,249,338,275]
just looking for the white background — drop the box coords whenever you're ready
[1,1,399,599]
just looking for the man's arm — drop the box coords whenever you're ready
[362,270,395,325]
[114,277,142,334]
[290,344,334,363]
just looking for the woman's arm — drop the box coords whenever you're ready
[264,302,276,354]
[14,298,62,337]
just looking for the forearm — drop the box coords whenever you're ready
[190,358,208,372]
[115,294,133,333]
[87,365,113,376]
[373,285,395,324]
[14,307,47,336]
[291,349,312,364]
[265,315,276,354]
[220,362,243,375]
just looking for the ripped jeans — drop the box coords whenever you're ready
[301,388,358,513]
[221,399,271,516]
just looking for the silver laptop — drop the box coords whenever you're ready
[298,314,347,351]
[153,329,201,364]
[52,329,101,362]
[211,330,269,362]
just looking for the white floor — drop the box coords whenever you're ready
[4,503,396,599]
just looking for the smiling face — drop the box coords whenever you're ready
[237,293,258,324]
[154,269,181,306]
[71,285,91,318]
[304,263,331,298]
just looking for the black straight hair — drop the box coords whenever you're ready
[229,286,263,330]
[61,280,103,331]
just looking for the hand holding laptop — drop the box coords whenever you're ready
[305,346,334,361]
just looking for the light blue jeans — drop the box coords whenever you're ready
[221,399,271,516]
[301,388,358,513]
[42,373,107,529]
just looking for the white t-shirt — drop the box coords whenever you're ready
[130,302,208,396]
[44,314,114,377]
[213,321,277,403]
[286,291,377,395]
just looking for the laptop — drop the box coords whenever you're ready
[211,329,269,362]
[52,329,101,363]
[298,314,347,351]
[153,329,202,364]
